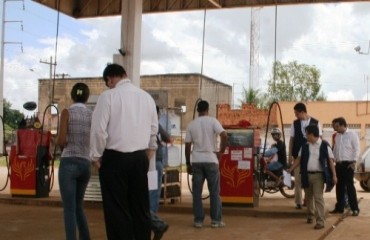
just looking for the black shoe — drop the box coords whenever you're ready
[352,210,359,216]
[314,224,324,230]
[295,204,302,209]
[307,218,313,224]
[153,224,169,240]
[329,209,343,214]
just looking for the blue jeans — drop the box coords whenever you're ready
[151,211,167,231]
[192,162,222,224]
[149,160,164,213]
[59,157,91,240]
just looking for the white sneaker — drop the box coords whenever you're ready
[211,222,226,228]
[194,222,203,228]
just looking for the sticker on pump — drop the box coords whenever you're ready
[238,160,250,170]
[230,150,243,161]
[244,148,253,159]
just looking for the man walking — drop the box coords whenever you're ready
[185,100,228,228]
[330,117,360,216]
[288,125,337,230]
[288,102,322,209]
[90,63,158,239]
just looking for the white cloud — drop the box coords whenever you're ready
[5,1,370,114]
[327,90,355,101]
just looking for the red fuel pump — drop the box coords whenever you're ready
[219,125,260,207]
[10,129,52,197]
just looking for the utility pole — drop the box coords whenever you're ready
[0,0,24,154]
[40,56,56,129]
[40,56,56,105]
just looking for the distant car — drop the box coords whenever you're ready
[354,147,370,192]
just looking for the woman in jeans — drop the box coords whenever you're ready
[57,83,92,240]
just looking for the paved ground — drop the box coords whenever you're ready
[0,167,369,240]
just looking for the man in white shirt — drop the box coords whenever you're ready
[330,117,360,216]
[288,125,337,230]
[90,64,158,240]
[185,100,228,228]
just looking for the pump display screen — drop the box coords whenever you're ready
[227,130,254,147]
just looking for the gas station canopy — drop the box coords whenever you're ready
[32,0,365,18]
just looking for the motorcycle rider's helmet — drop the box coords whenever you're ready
[270,127,281,136]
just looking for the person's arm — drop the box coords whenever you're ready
[288,147,302,173]
[159,124,172,143]
[56,109,69,150]
[288,136,294,165]
[328,156,337,185]
[185,142,192,174]
[90,94,110,169]
[288,156,300,173]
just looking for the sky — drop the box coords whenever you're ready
[2,0,370,113]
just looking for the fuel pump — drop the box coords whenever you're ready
[9,102,59,197]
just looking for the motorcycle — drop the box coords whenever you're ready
[258,156,295,198]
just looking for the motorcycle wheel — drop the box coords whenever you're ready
[360,180,370,192]
[279,179,295,198]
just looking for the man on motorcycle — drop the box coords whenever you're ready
[260,128,288,186]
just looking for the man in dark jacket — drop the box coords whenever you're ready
[288,125,337,230]
[288,102,321,209]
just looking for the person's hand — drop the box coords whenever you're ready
[348,162,356,171]
[288,156,294,166]
[215,151,224,160]
[186,164,193,175]
[332,175,338,185]
[92,159,101,169]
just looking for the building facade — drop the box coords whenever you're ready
[38,73,232,133]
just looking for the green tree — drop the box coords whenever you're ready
[4,99,24,129]
[240,88,270,109]
[267,61,326,101]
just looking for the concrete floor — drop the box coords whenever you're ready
[0,168,369,240]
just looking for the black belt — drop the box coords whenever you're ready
[337,161,355,164]
[307,171,323,174]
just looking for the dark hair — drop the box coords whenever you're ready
[102,63,127,83]
[305,124,319,137]
[197,100,209,113]
[156,105,160,114]
[294,102,307,113]
[332,117,347,127]
[71,83,89,103]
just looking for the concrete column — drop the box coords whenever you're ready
[116,0,143,87]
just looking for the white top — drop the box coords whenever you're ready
[290,118,322,138]
[90,79,158,161]
[333,128,360,162]
[185,116,225,164]
[298,138,334,171]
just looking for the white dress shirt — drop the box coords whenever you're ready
[90,79,158,161]
[290,118,323,138]
[298,138,334,171]
[333,128,360,162]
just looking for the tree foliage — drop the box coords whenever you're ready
[240,88,271,109]
[4,99,24,129]
[267,61,326,101]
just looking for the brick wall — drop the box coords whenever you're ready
[217,103,277,128]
